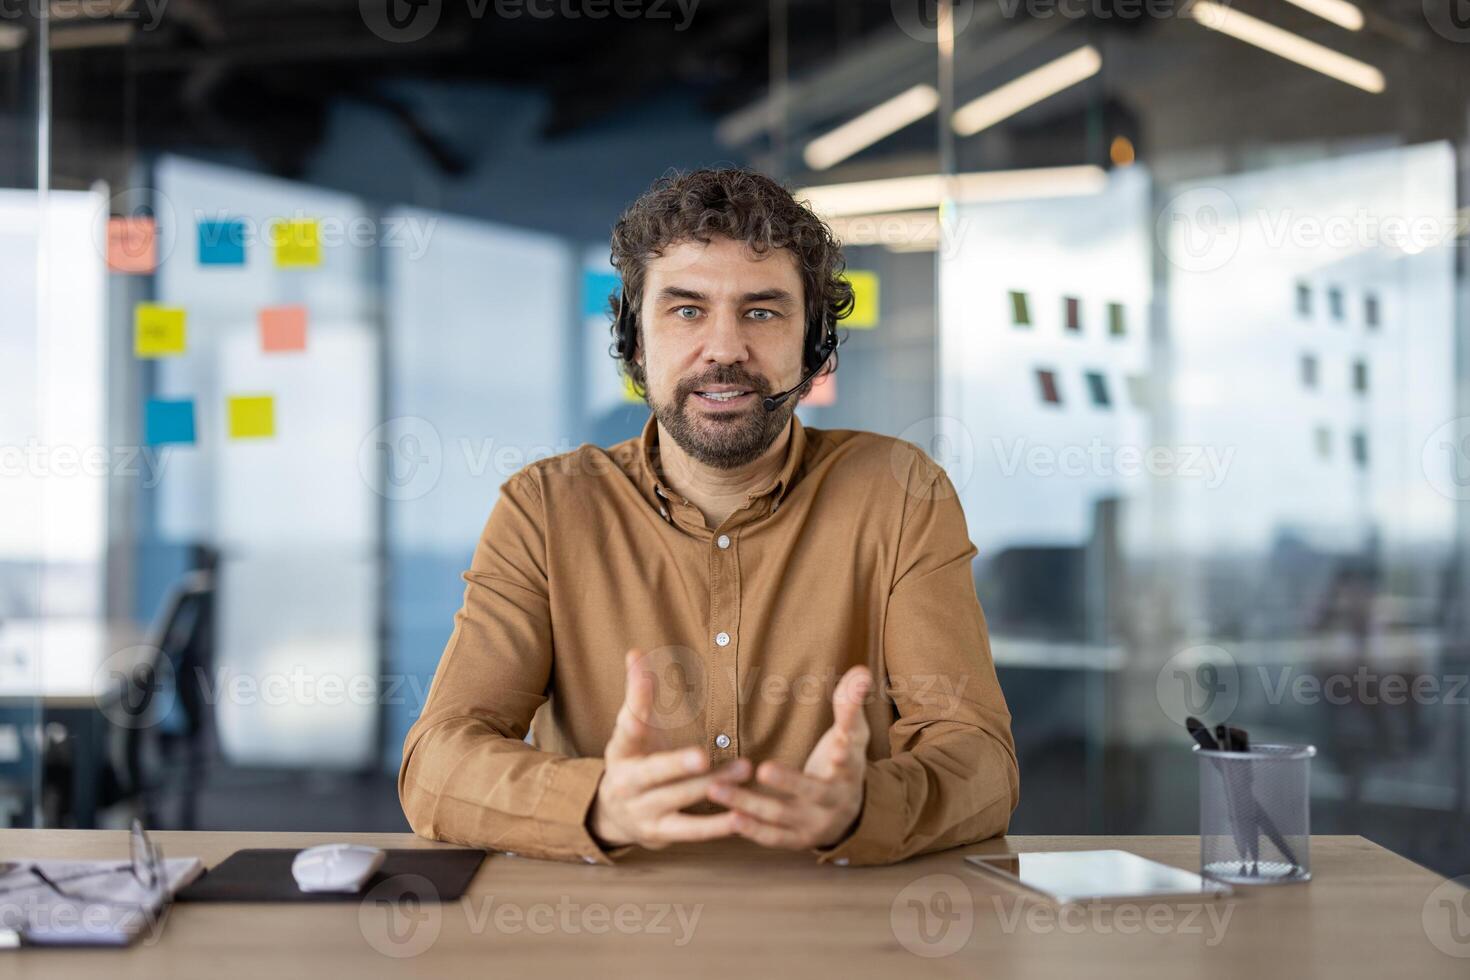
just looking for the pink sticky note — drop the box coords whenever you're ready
[259,305,307,353]
[107,217,157,274]
[803,372,836,407]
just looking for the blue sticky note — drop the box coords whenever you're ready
[145,398,196,446]
[198,219,246,266]
[582,270,621,319]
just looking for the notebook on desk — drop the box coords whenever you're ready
[177,848,485,903]
[0,856,204,947]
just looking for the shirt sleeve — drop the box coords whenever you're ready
[814,453,1020,866]
[397,469,628,865]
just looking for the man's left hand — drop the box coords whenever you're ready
[707,665,873,850]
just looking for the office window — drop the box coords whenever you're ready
[1296,282,1311,317]
[1314,425,1332,460]
[1064,296,1081,332]
[1085,371,1111,408]
[1351,430,1368,468]
[1125,373,1149,409]
[1300,353,1318,389]
[1036,368,1062,405]
[1352,359,1368,394]
[1328,286,1344,322]
[1364,292,1379,329]
[1009,290,1031,327]
[1108,302,1125,337]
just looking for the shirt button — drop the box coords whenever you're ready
[715,631,730,647]
[716,534,730,549]
[583,856,598,864]
[834,858,850,866]
[715,733,731,749]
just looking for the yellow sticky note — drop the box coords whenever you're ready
[227,395,276,439]
[134,304,187,358]
[844,270,879,329]
[621,374,645,404]
[273,219,321,268]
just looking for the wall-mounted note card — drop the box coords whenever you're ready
[227,395,276,439]
[107,217,157,274]
[145,399,196,447]
[259,305,308,352]
[198,219,247,266]
[582,270,622,319]
[844,270,879,329]
[272,218,321,268]
[134,304,187,358]
[802,372,836,407]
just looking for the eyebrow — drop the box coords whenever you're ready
[655,286,796,305]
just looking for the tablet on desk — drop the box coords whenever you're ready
[964,850,1233,905]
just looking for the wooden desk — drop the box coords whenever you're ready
[1,831,1464,978]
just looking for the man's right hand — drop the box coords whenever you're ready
[589,649,748,850]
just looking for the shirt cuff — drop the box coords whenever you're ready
[812,765,904,867]
[536,756,632,865]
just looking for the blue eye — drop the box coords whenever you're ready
[675,306,700,320]
[747,309,776,321]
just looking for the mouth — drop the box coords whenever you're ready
[690,387,757,410]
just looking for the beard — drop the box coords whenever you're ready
[649,364,795,470]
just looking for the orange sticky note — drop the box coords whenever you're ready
[259,305,307,352]
[227,395,276,439]
[802,372,836,407]
[108,217,156,274]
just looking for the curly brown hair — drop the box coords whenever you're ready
[607,168,855,397]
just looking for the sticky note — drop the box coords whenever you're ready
[107,217,156,274]
[227,395,276,439]
[259,305,308,352]
[802,372,836,407]
[134,304,187,358]
[844,270,879,329]
[198,219,246,266]
[145,399,196,447]
[621,374,645,404]
[583,270,622,319]
[272,219,321,268]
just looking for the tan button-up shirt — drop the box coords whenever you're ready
[399,414,1018,866]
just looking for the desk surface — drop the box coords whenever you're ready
[1,831,1464,978]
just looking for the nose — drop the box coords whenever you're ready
[701,307,749,367]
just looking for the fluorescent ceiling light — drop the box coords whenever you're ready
[1280,0,1364,31]
[1190,1,1384,93]
[797,165,1108,218]
[803,85,940,171]
[952,45,1102,137]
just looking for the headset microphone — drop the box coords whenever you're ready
[761,333,838,412]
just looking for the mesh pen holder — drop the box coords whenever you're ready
[1196,743,1314,885]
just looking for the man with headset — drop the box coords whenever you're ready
[399,168,1018,865]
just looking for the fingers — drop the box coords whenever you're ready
[707,783,800,827]
[831,665,873,738]
[614,746,711,793]
[639,759,751,814]
[651,810,742,844]
[755,760,844,804]
[729,812,808,850]
[606,648,653,761]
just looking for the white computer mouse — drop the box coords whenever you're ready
[291,843,386,893]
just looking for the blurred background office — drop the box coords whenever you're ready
[2,0,1468,877]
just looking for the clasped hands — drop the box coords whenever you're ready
[589,649,871,853]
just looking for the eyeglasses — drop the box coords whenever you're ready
[0,819,165,907]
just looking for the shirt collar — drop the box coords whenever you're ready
[638,412,807,508]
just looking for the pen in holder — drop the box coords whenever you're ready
[1195,743,1314,885]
